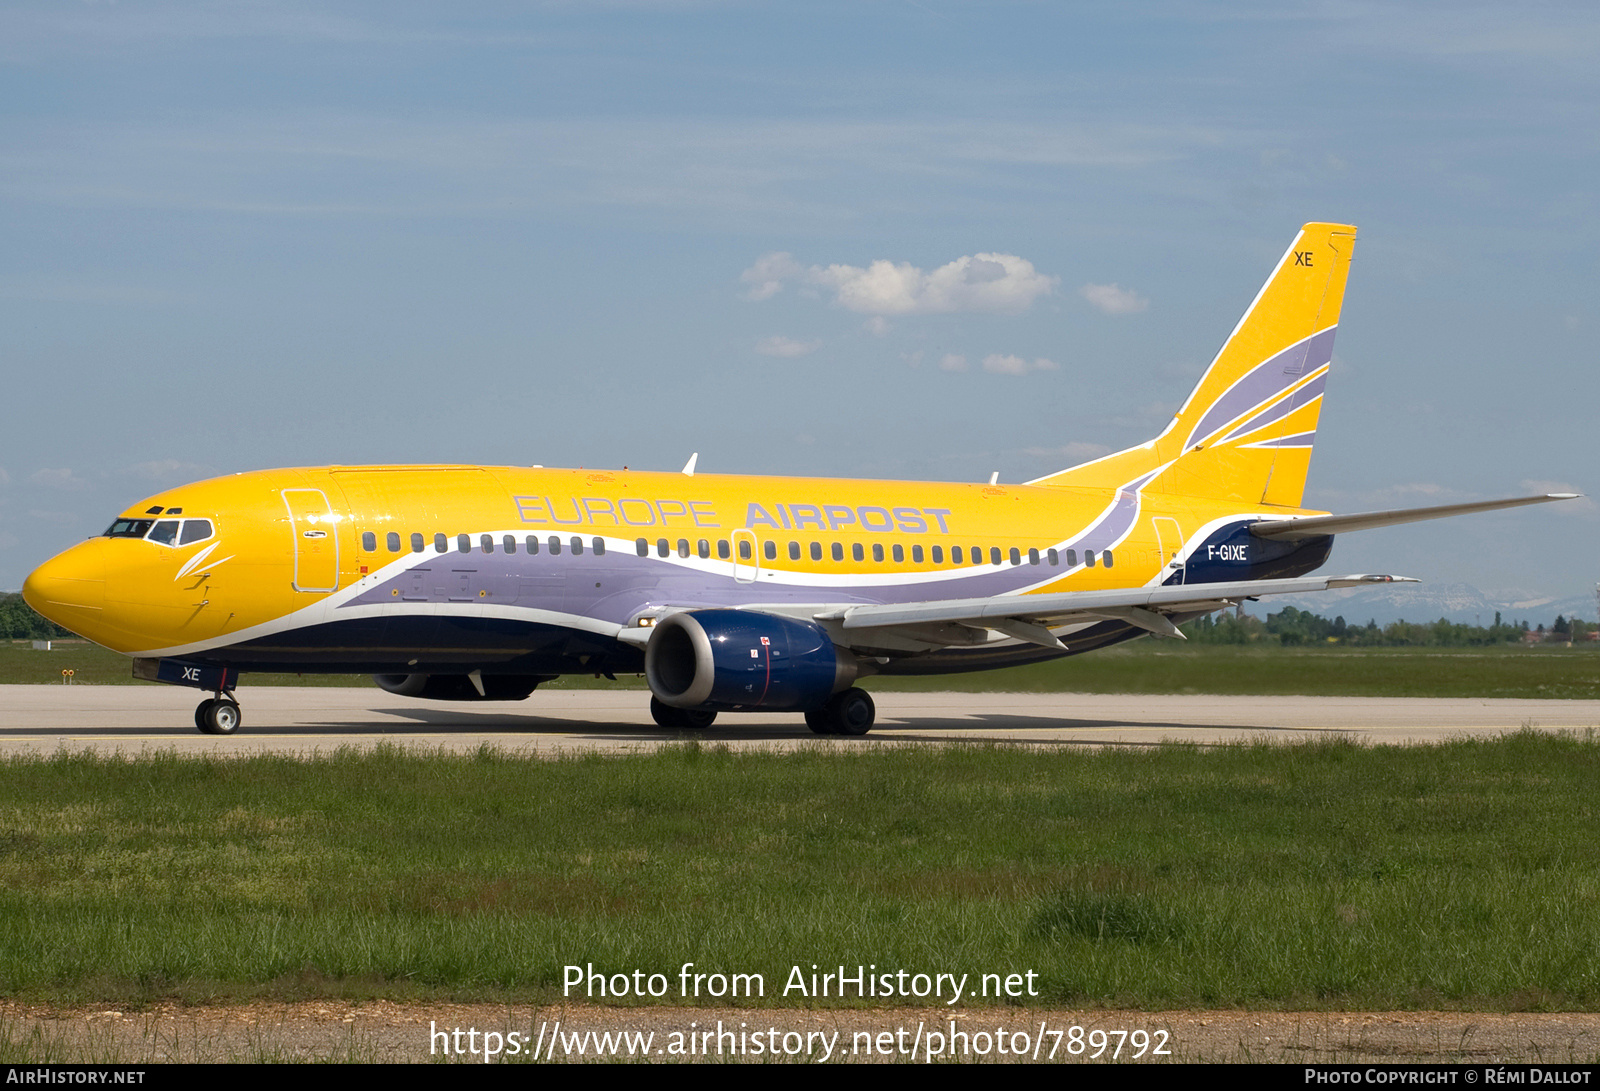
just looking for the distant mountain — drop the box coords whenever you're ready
[1241,581,1595,628]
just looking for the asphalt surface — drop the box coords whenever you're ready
[1,684,1596,754]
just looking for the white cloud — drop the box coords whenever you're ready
[818,254,1055,315]
[29,468,88,492]
[983,354,1029,375]
[982,354,1058,376]
[1079,282,1149,315]
[755,335,819,358]
[938,353,968,372]
[864,316,892,337]
[741,251,1056,316]
[740,252,804,301]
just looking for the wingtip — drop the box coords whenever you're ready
[1327,574,1421,588]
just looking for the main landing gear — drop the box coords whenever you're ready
[649,696,718,730]
[647,689,877,736]
[805,687,875,736]
[195,695,241,735]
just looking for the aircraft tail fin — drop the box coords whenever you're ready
[1033,222,1356,508]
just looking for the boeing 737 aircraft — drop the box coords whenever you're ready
[23,223,1575,735]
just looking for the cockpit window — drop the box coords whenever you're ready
[105,517,215,547]
[178,519,213,546]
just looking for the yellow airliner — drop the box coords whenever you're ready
[23,223,1574,735]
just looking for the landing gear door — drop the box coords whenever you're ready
[283,488,340,592]
[1152,517,1185,585]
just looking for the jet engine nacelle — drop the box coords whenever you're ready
[372,673,543,702]
[645,610,858,711]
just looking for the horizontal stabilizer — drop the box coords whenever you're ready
[1250,493,1579,541]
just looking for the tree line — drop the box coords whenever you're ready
[1185,606,1594,647]
[0,594,73,640]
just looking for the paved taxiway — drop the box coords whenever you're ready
[1,684,1595,755]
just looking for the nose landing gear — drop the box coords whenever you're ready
[130,658,244,735]
[195,694,241,735]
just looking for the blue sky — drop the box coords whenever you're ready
[3,1,1595,608]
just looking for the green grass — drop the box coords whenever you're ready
[6,639,1597,699]
[868,643,1600,699]
[3,733,1600,1010]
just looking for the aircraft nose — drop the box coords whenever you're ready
[23,540,108,626]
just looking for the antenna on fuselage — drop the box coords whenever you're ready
[682,452,699,477]
[988,471,999,485]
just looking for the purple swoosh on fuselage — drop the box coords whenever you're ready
[337,473,1156,626]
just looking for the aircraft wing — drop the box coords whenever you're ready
[810,573,1416,651]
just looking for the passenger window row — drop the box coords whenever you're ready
[357,529,1112,569]
[360,532,607,557]
[628,537,1113,569]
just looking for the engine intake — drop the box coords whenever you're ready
[645,610,857,711]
